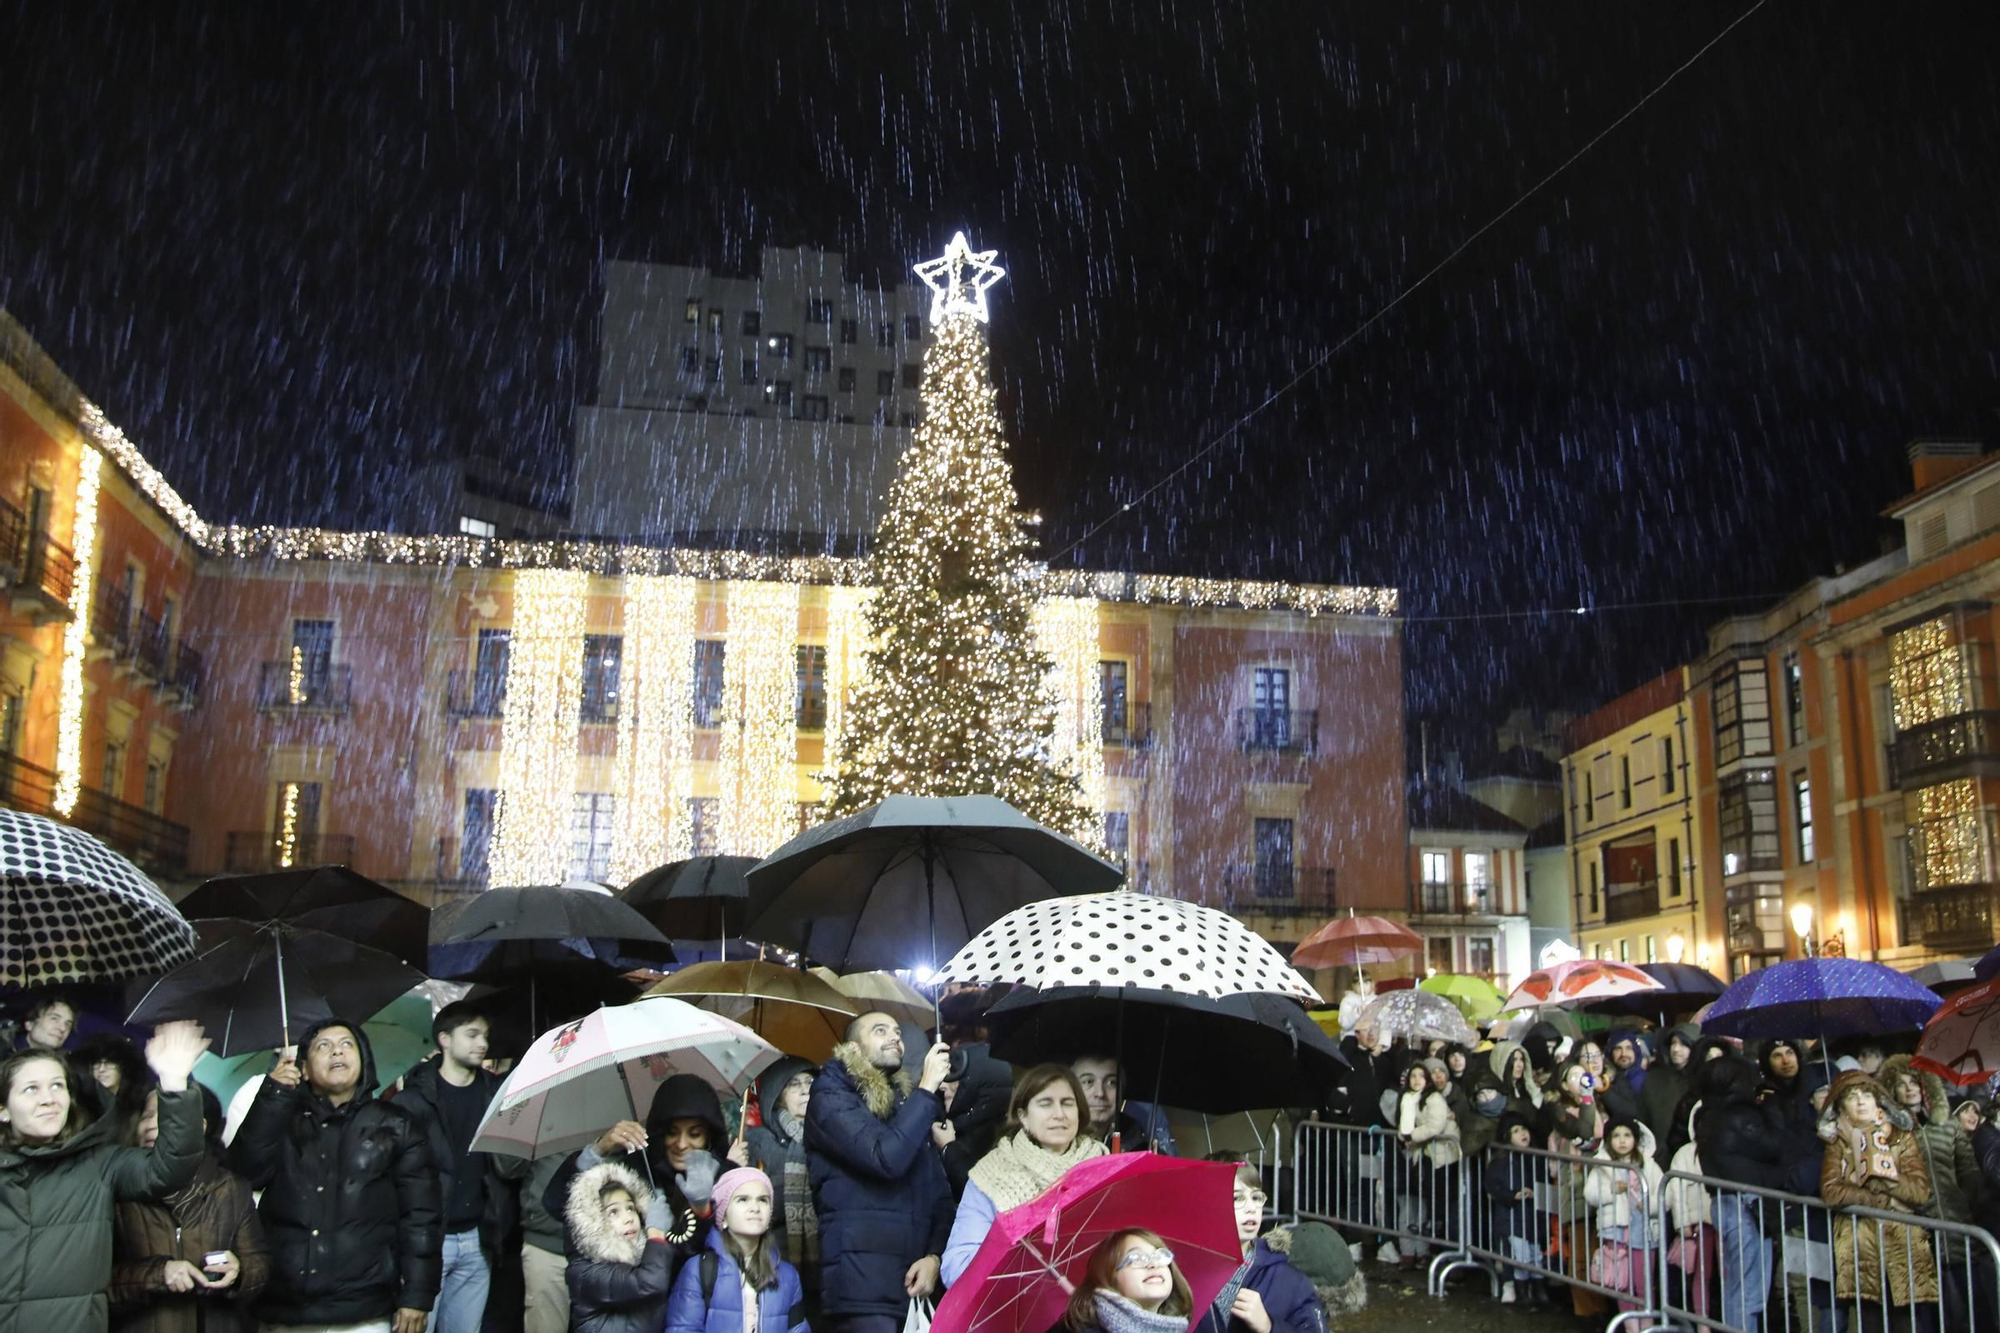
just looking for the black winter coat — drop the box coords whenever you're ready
[228,1019,443,1324]
[805,1042,954,1318]
[938,1046,1011,1201]
[1695,1092,1785,1193]
[1481,1147,1547,1250]
[395,1059,524,1267]
[562,1160,678,1333]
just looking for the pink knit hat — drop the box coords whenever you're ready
[711,1166,772,1219]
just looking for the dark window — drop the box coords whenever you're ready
[291,620,335,697]
[689,797,720,856]
[878,322,895,347]
[770,380,793,407]
[1105,812,1131,868]
[570,793,616,882]
[1661,737,1676,794]
[1583,769,1595,821]
[707,308,723,336]
[680,346,698,373]
[837,367,857,393]
[1784,652,1805,746]
[805,347,832,373]
[800,395,830,421]
[1718,769,1780,874]
[1794,772,1815,862]
[876,369,896,396]
[839,318,857,345]
[1428,937,1456,972]
[807,299,834,324]
[899,412,916,428]
[741,310,761,336]
[472,628,510,713]
[904,315,923,340]
[705,357,722,386]
[1252,817,1294,897]
[1100,661,1129,743]
[460,789,495,884]
[901,363,921,390]
[1588,861,1600,913]
[741,357,760,385]
[797,645,827,729]
[1713,660,1773,767]
[1249,667,1292,748]
[100,738,125,797]
[693,640,727,727]
[684,299,700,324]
[1620,756,1633,809]
[143,759,163,814]
[581,635,621,722]
[1466,937,1495,976]
[1668,836,1682,896]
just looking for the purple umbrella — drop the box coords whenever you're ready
[1702,958,1939,1053]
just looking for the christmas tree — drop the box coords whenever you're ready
[822,234,1100,846]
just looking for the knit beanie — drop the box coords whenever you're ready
[711,1166,772,1221]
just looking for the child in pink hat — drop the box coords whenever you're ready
[665,1166,809,1333]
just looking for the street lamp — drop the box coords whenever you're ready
[1666,933,1687,965]
[1790,902,1816,958]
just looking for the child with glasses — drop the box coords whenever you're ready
[1064,1230,1194,1333]
[1191,1160,1328,1333]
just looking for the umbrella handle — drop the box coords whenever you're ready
[1020,1237,1074,1293]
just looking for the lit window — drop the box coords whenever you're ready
[458,516,497,539]
[684,299,701,324]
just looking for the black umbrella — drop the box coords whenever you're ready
[127,918,426,1056]
[619,856,758,958]
[430,883,675,1031]
[177,865,430,970]
[744,795,1121,975]
[1581,961,1728,1019]
[463,971,645,1060]
[982,984,1348,1114]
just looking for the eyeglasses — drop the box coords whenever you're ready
[1114,1247,1176,1273]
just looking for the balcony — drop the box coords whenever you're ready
[256,661,352,713]
[446,670,507,720]
[131,612,171,681]
[1889,711,2000,788]
[90,584,132,659]
[1413,879,1496,917]
[12,531,76,624]
[1909,882,2000,953]
[1604,878,1663,924]
[0,496,22,586]
[1104,702,1154,749]
[1235,708,1318,757]
[165,642,202,709]
[0,750,188,872]
[223,830,358,874]
[1215,863,1339,917]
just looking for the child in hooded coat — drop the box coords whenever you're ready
[1583,1117,1663,1313]
[564,1160,680,1333]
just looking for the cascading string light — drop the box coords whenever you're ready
[52,449,103,816]
[1031,596,1108,820]
[607,574,697,882]
[718,580,802,856]
[488,568,589,886]
[819,585,876,778]
[276,780,301,868]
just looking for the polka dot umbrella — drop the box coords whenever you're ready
[0,808,197,989]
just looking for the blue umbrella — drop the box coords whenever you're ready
[1702,958,1940,1042]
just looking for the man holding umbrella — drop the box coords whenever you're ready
[808,1011,955,1333]
[230,1017,443,1333]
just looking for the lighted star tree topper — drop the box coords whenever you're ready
[822,233,1101,847]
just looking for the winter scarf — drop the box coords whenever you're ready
[773,1110,815,1239]
[1839,1116,1901,1186]
[1207,1259,1252,1332]
[969,1130,1108,1213]
[1092,1291,1188,1333]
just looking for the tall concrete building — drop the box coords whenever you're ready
[571,247,931,549]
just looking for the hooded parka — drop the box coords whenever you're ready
[0,1080,203,1333]
[563,1161,675,1333]
[227,1016,443,1325]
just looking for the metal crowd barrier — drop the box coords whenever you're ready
[1293,1121,2000,1333]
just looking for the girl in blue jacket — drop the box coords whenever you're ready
[666,1166,808,1333]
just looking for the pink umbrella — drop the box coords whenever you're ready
[1503,959,1664,1012]
[1292,913,1423,971]
[932,1155,1241,1333]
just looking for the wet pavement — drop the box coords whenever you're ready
[1341,1256,1593,1332]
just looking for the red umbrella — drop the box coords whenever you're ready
[932,1155,1241,1333]
[1503,959,1663,1012]
[1292,913,1423,971]
[1915,975,2000,1086]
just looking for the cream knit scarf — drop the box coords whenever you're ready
[969,1130,1108,1212]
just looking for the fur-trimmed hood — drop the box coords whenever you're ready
[1263,1223,1367,1316]
[1878,1054,1951,1124]
[829,1040,914,1120]
[1817,1071,1916,1143]
[565,1160,656,1266]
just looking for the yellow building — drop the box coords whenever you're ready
[1562,668,1710,971]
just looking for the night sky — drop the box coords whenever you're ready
[3,3,1997,738]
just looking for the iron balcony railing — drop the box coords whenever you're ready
[1890,710,2000,788]
[256,661,352,712]
[1414,880,1494,916]
[1235,707,1318,757]
[17,531,76,611]
[167,642,203,707]
[1214,863,1339,916]
[92,583,133,652]
[131,611,170,680]
[0,750,188,872]
[1604,878,1663,923]
[223,831,357,874]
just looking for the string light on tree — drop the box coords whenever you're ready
[52,449,103,817]
[823,235,1100,848]
[489,568,589,886]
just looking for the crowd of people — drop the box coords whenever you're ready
[0,992,1366,1333]
[1319,1015,2000,1332]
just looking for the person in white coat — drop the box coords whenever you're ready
[1582,1117,1662,1311]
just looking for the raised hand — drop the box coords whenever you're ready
[145,1021,210,1093]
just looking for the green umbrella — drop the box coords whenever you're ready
[1419,973,1506,1022]
[191,990,435,1103]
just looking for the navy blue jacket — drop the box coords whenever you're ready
[1193,1239,1327,1333]
[1481,1148,1547,1250]
[804,1044,953,1318]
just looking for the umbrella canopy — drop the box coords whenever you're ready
[128,918,428,1056]
[1418,973,1507,1022]
[192,990,434,1102]
[643,960,857,1062]
[466,972,647,1060]
[429,882,677,982]
[1291,914,1424,971]
[620,856,759,948]
[1910,958,1981,995]
[1914,975,2000,1086]
[0,808,197,988]
[1974,943,2000,984]
[1503,959,1664,1012]
[1702,957,1941,1041]
[471,995,779,1159]
[1353,989,1480,1047]
[177,865,430,969]
[938,891,1321,1004]
[744,795,1122,974]
[933,1154,1242,1333]
[983,985,1346,1113]
[1581,961,1728,1017]
[810,968,936,1028]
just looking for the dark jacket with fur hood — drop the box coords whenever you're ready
[804,1040,953,1317]
[564,1161,676,1333]
[1879,1055,1983,1225]
[541,1073,716,1279]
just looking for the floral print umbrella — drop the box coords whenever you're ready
[1502,958,1663,1012]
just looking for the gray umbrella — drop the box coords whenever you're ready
[742,794,1121,975]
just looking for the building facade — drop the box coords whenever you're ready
[1405,782,1532,986]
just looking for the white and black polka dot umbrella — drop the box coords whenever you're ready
[936,889,1322,1003]
[0,808,198,988]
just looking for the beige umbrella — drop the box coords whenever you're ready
[811,967,934,1028]
[644,961,856,1063]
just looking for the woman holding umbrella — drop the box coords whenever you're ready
[940,1065,1109,1287]
[0,1019,210,1333]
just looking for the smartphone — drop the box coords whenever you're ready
[203,1251,229,1270]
